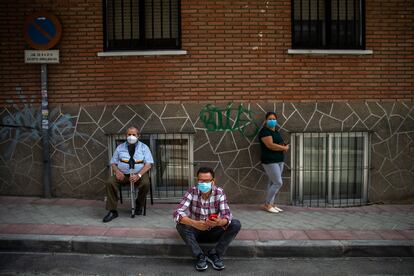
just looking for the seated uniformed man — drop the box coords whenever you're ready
[103,126,154,222]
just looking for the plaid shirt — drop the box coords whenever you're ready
[173,185,232,225]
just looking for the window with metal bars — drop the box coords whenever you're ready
[291,0,365,49]
[291,132,370,207]
[108,133,194,202]
[103,0,181,51]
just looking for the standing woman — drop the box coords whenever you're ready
[259,112,289,213]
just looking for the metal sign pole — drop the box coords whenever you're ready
[41,64,51,198]
[24,11,61,198]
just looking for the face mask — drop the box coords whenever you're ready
[266,119,277,128]
[198,182,212,193]
[127,135,138,144]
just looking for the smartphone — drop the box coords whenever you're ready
[208,214,218,220]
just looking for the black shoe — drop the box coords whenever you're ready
[102,210,118,223]
[195,254,208,271]
[134,207,143,216]
[207,252,225,270]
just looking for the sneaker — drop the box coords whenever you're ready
[272,205,283,212]
[263,205,279,213]
[195,254,208,271]
[207,252,225,270]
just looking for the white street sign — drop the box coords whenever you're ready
[25,50,59,64]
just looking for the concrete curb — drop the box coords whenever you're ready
[1,234,413,258]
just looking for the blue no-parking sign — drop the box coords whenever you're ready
[24,11,62,50]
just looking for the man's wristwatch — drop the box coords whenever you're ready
[138,173,142,178]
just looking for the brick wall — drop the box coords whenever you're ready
[0,0,413,106]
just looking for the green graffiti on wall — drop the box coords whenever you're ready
[199,103,260,137]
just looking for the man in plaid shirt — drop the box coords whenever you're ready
[173,167,241,271]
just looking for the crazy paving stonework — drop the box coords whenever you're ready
[0,101,413,204]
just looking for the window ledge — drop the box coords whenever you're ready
[97,50,188,57]
[288,49,373,55]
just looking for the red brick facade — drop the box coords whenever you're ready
[0,0,413,106]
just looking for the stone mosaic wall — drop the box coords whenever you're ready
[0,101,413,204]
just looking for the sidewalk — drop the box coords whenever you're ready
[0,196,413,257]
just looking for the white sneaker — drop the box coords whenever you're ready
[273,206,283,212]
[264,205,279,213]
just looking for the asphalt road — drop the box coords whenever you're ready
[0,252,413,276]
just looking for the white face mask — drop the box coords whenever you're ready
[127,135,138,144]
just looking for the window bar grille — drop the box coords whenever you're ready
[158,134,163,198]
[305,134,309,206]
[151,0,155,39]
[121,0,124,39]
[183,134,187,195]
[293,135,300,203]
[312,133,315,205]
[357,132,360,206]
[325,0,331,48]
[160,0,164,38]
[170,134,174,197]
[180,134,184,196]
[162,133,166,197]
[364,133,369,203]
[340,132,344,207]
[177,133,180,197]
[308,0,311,44]
[103,0,108,49]
[173,133,177,197]
[170,133,174,197]
[345,0,348,47]
[346,132,350,207]
[315,134,317,207]
[139,0,145,46]
[351,132,354,206]
[112,0,116,42]
[361,0,365,49]
[155,134,159,198]
[299,0,303,46]
[336,0,340,47]
[300,134,303,206]
[316,0,320,49]
[325,133,329,207]
[327,133,333,204]
[353,0,357,47]
[319,133,322,207]
[130,0,133,48]
[334,133,337,206]
[296,134,299,205]
[360,132,363,205]
[169,0,173,38]
[308,134,311,204]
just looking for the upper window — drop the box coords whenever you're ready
[103,0,181,51]
[292,0,365,49]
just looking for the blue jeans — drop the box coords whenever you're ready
[176,219,241,258]
[262,162,284,205]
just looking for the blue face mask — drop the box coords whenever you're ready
[266,119,277,128]
[198,182,212,193]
